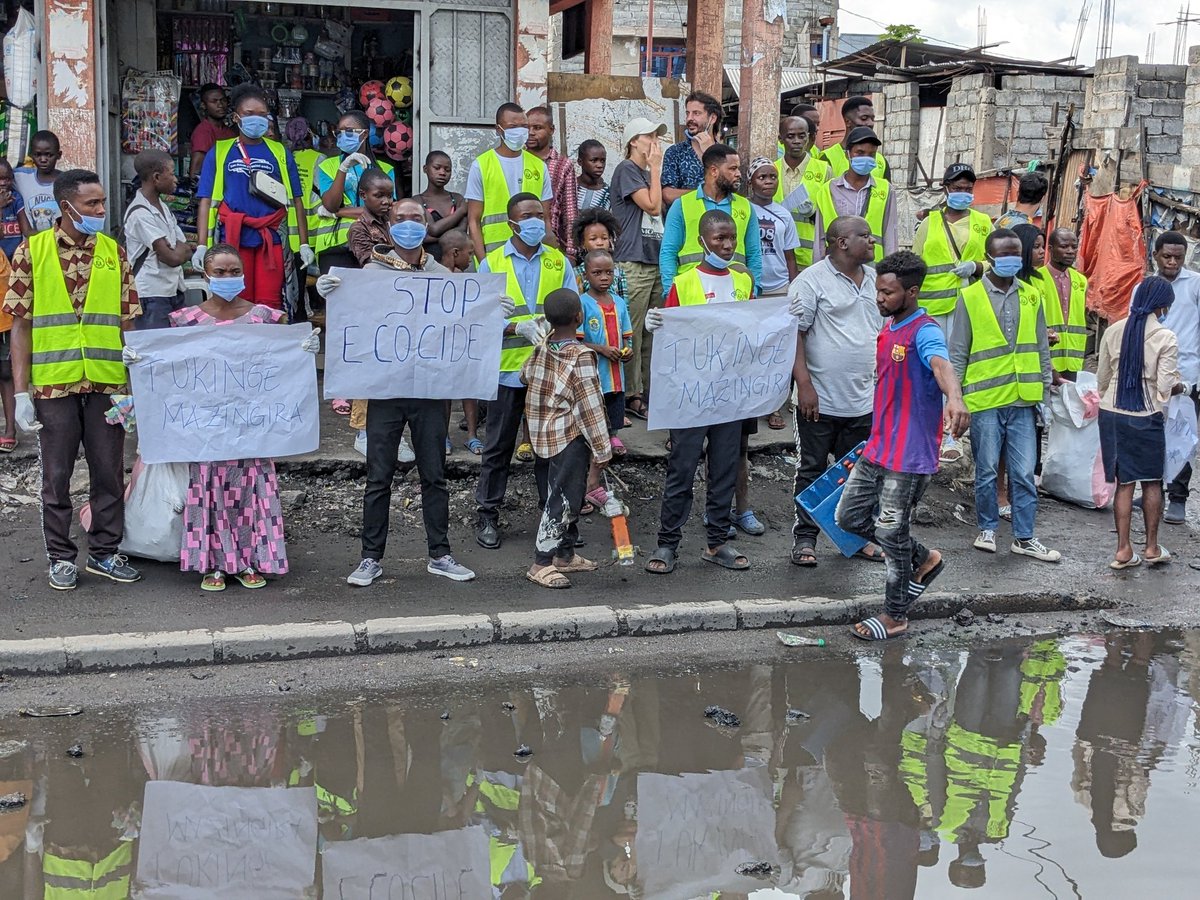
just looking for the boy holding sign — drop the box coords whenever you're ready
[644,209,752,574]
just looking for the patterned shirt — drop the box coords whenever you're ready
[346,212,391,266]
[520,338,612,462]
[576,183,610,211]
[3,225,140,399]
[661,139,704,193]
[542,148,579,262]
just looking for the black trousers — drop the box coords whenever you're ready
[475,384,548,522]
[1168,387,1200,504]
[657,420,742,552]
[362,398,450,560]
[534,437,590,565]
[792,412,873,543]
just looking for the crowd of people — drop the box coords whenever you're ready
[0,89,1194,641]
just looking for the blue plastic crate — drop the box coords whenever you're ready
[796,441,868,558]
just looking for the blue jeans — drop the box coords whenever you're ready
[136,293,186,330]
[970,405,1038,539]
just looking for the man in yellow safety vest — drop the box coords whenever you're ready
[819,96,890,180]
[1036,227,1088,382]
[810,127,894,265]
[949,229,1060,563]
[3,169,144,591]
[774,115,832,270]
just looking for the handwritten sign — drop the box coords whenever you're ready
[1165,392,1199,483]
[135,782,318,900]
[322,268,505,401]
[647,297,798,431]
[635,768,780,900]
[124,323,319,464]
[320,826,490,900]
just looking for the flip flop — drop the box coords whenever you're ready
[527,566,571,589]
[939,447,963,463]
[645,546,677,574]
[1109,554,1142,570]
[854,544,886,562]
[626,399,648,420]
[0,437,15,453]
[611,436,627,456]
[1146,547,1172,566]
[233,569,267,589]
[702,545,750,570]
[850,616,909,641]
[908,557,945,601]
[331,399,351,416]
[200,572,226,592]
[466,437,484,455]
[767,413,786,430]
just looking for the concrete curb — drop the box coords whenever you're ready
[0,590,1108,676]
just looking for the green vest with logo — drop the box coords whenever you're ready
[676,190,752,277]
[961,279,1045,413]
[774,154,832,268]
[918,209,992,316]
[1035,265,1087,373]
[487,244,567,372]
[478,149,546,255]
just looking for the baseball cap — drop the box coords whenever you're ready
[943,162,976,184]
[623,117,668,146]
[845,126,881,148]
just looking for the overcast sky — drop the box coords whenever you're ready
[839,3,1196,66]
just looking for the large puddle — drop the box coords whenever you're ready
[1,630,1198,898]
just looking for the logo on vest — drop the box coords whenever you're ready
[95,254,118,272]
[891,343,907,362]
[524,168,537,183]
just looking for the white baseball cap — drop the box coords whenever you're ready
[623,117,668,146]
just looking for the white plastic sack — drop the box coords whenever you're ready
[120,458,190,562]
[1164,393,1199,483]
[3,9,38,110]
[1041,373,1113,509]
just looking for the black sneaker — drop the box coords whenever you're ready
[85,553,142,583]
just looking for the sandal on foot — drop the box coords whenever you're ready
[466,437,484,455]
[554,555,598,573]
[854,544,885,562]
[200,572,226,592]
[645,547,677,574]
[527,566,571,589]
[585,487,609,511]
[939,446,963,464]
[1146,547,1172,566]
[611,436,627,456]
[767,413,786,430]
[850,616,909,641]
[702,545,749,570]
[580,500,596,516]
[515,442,534,463]
[791,541,817,567]
[626,398,648,420]
[908,557,945,601]
[331,399,351,416]
[1109,554,1142,570]
[233,569,267,589]
[0,437,15,453]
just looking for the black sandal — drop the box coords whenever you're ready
[626,397,648,420]
[645,546,677,574]
[702,545,749,570]
[791,541,818,567]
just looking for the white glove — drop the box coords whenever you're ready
[952,260,977,278]
[191,244,208,271]
[316,273,341,297]
[534,317,551,341]
[515,319,543,345]
[300,327,322,354]
[338,152,372,173]
[645,309,665,332]
[13,392,40,433]
[299,244,316,268]
[121,345,141,365]
[794,199,815,219]
[315,203,336,219]
[499,295,516,318]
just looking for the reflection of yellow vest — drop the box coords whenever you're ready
[314,155,396,252]
[961,279,1045,413]
[43,841,132,899]
[917,209,992,316]
[810,177,889,262]
[1035,266,1088,373]
[677,190,752,277]
[1019,638,1067,724]
[30,230,125,388]
[774,155,831,267]
[207,138,295,238]
[479,150,546,254]
[672,267,752,305]
[939,721,1021,842]
[486,244,567,372]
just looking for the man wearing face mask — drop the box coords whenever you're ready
[820,97,889,180]
[466,103,554,263]
[2,169,143,591]
[473,193,577,550]
[659,143,762,296]
[810,127,895,265]
[949,229,1060,562]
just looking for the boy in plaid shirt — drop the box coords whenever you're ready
[521,289,613,588]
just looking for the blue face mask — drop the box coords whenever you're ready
[501,127,529,152]
[946,191,974,210]
[64,201,104,236]
[849,156,877,176]
[390,220,428,250]
[237,115,270,139]
[511,217,546,247]
[1158,312,1170,324]
[701,240,731,270]
[990,256,1023,278]
[337,130,363,154]
[209,275,245,301]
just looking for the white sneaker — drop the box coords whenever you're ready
[353,430,367,458]
[974,530,997,553]
[1011,538,1061,562]
[398,437,416,464]
[347,558,383,586]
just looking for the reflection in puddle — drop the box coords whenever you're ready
[1,630,1199,898]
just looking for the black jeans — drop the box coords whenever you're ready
[534,437,590,565]
[1168,387,1200,504]
[792,411,873,543]
[475,384,548,523]
[835,457,931,621]
[136,292,186,330]
[657,421,742,552]
[362,398,450,560]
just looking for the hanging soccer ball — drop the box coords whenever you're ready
[385,75,413,108]
[397,106,412,125]
[365,97,396,128]
[382,121,413,160]
[358,80,385,107]
[368,123,383,148]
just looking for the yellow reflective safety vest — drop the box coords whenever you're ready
[677,189,753,277]
[313,155,396,253]
[478,149,546,254]
[673,267,752,305]
[810,177,889,263]
[207,138,295,239]
[821,142,889,181]
[288,768,358,817]
[43,841,132,899]
[30,230,125,388]
[289,148,325,253]
[1035,265,1088,373]
[774,154,832,268]
[486,244,568,372]
[939,721,1021,842]
[1018,638,1067,725]
[917,209,992,316]
[961,279,1045,413]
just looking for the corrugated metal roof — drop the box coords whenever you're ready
[723,65,817,98]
